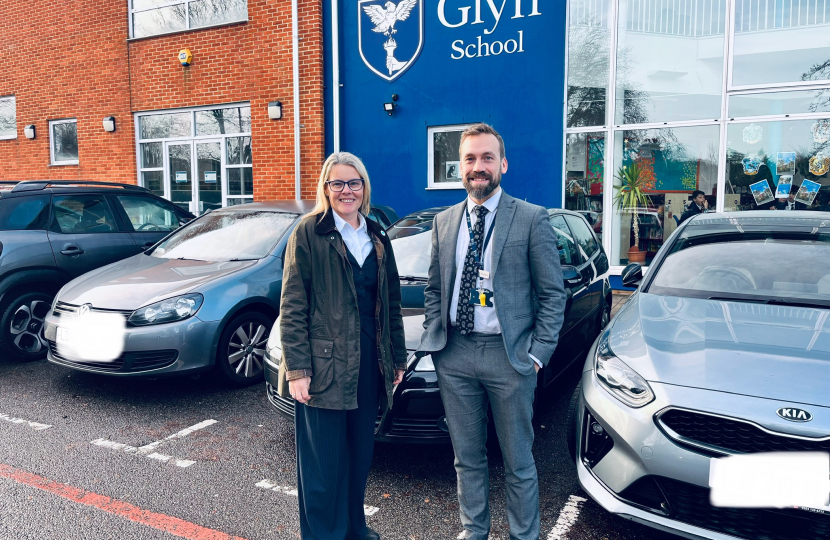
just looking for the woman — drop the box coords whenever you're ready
[279,152,407,540]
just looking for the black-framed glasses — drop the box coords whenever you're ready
[326,179,364,192]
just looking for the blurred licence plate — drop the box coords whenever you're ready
[56,327,78,345]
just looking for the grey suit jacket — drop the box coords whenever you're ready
[417,191,567,375]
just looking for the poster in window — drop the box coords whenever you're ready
[175,171,188,183]
[794,179,821,206]
[445,161,461,180]
[749,179,774,206]
[775,152,796,175]
[775,175,793,198]
[586,137,604,179]
[204,171,217,184]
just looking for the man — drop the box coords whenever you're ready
[417,124,566,540]
[679,190,708,223]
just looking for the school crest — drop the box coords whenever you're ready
[358,0,424,82]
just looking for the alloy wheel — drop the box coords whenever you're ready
[601,302,611,329]
[227,321,268,378]
[9,299,50,355]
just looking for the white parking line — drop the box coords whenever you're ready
[0,413,52,431]
[90,419,217,468]
[547,495,587,540]
[255,479,380,516]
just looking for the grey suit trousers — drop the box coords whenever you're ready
[434,328,539,540]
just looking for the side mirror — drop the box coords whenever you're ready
[562,265,583,286]
[621,263,643,289]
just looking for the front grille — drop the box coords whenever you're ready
[53,301,132,319]
[390,416,447,437]
[634,476,830,540]
[658,408,830,455]
[48,341,177,372]
[266,384,295,417]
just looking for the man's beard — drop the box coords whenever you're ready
[463,171,501,200]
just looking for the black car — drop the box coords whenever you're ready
[0,180,194,361]
[264,207,612,443]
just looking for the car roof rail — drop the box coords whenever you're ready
[10,180,150,193]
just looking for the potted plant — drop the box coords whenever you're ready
[613,163,652,264]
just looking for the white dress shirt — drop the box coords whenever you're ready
[333,211,373,266]
[450,189,501,333]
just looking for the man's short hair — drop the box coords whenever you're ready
[460,123,506,160]
[691,190,705,199]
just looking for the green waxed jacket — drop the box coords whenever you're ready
[279,209,407,410]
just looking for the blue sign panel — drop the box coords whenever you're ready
[325,0,567,217]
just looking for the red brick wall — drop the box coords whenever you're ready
[0,0,324,200]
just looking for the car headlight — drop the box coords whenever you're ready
[594,334,654,408]
[407,351,435,372]
[127,293,203,326]
[265,317,281,369]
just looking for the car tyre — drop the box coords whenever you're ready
[565,381,582,464]
[598,297,611,331]
[0,290,53,362]
[214,311,273,387]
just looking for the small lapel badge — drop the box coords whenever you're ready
[381,230,386,236]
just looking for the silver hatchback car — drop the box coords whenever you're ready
[570,211,830,540]
[43,201,312,386]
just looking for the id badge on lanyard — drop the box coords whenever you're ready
[466,208,495,308]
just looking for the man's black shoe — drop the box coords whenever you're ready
[363,528,381,540]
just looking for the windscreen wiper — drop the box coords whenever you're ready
[709,296,830,309]
[399,275,428,282]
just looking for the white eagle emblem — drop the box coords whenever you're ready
[362,0,418,36]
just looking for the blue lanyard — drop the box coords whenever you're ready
[465,207,496,271]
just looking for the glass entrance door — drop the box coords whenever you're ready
[196,140,222,214]
[167,142,193,213]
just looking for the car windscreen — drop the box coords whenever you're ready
[649,233,830,306]
[150,211,299,262]
[387,217,434,279]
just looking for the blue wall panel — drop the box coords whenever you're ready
[325,0,567,217]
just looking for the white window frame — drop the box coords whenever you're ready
[49,118,79,166]
[134,103,252,212]
[0,96,16,141]
[427,123,476,190]
[129,0,249,40]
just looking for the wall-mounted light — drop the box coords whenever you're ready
[24,125,35,139]
[268,101,283,120]
[383,94,399,116]
[102,116,116,132]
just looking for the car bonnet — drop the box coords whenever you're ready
[57,254,256,310]
[608,292,830,407]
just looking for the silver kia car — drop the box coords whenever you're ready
[43,201,313,386]
[570,211,830,540]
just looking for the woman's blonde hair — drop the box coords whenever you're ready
[312,152,372,216]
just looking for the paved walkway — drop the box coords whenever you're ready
[611,290,633,319]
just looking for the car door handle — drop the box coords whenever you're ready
[60,246,85,256]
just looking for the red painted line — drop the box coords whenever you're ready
[0,463,250,540]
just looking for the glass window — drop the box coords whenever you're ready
[729,89,830,117]
[615,0,725,124]
[725,118,830,212]
[388,217,433,279]
[117,195,181,232]
[49,119,78,165]
[612,125,720,266]
[226,136,252,164]
[151,211,297,261]
[565,214,599,259]
[52,195,118,234]
[0,96,16,140]
[549,214,580,266]
[142,171,164,198]
[428,125,475,189]
[567,0,612,127]
[139,113,191,140]
[0,195,50,231]
[195,107,251,136]
[131,0,247,39]
[565,132,605,238]
[732,1,830,87]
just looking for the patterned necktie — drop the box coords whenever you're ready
[457,205,489,334]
